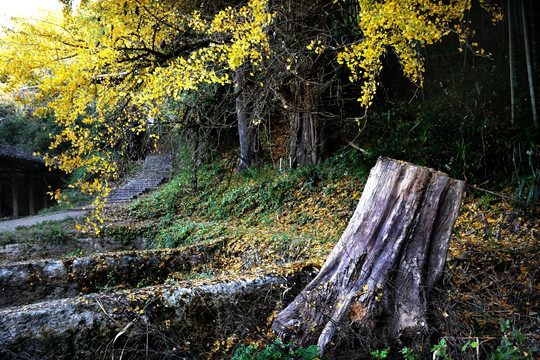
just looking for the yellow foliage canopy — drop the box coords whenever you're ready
[336,0,500,109]
[0,0,499,230]
[0,0,271,229]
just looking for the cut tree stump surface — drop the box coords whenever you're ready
[272,157,466,354]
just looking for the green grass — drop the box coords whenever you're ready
[115,147,369,255]
[128,147,368,222]
[0,219,77,247]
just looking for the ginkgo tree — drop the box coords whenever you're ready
[0,0,272,230]
[0,0,498,230]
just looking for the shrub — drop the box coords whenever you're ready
[232,339,323,360]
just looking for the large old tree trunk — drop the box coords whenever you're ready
[272,158,465,355]
[234,69,259,171]
[288,81,321,168]
[281,57,327,169]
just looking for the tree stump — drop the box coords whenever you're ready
[272,157,465,354]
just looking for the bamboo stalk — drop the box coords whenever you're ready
[521,0,538,126]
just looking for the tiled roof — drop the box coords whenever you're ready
[0,143,45,163]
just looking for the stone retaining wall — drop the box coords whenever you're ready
[0,264,316,359]
[0,242,223,309]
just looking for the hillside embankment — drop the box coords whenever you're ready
[0,152,538,359]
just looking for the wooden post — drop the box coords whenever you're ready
[272,158,465,355]
[28,173,35,215]
[43,180,49,209]
[11,167,19,217]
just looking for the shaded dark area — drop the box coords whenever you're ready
[0,144,64,217]
[356,0,539,206]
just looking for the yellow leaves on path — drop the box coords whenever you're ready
[447,195,539,336]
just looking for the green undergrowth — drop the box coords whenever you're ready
[113,147,369,266]
[130,147,368,222]
[102,147,539,359]
[0,219,77,247]
[232,339,324,360]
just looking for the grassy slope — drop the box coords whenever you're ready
[99,148,538,358]
[2,147,536,358]
[106,149,368,271]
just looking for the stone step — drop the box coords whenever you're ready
[104,152,172,205]
[0,243,222,309]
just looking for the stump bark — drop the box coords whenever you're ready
[272,157,466,354]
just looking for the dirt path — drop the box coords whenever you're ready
[0,209,88,232]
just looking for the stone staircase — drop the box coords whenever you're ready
[106,153,172,205]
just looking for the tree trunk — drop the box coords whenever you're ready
[530,1,538,78]
[287,77,324,168]
[234,69,259,171]
[272,158,465,355]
